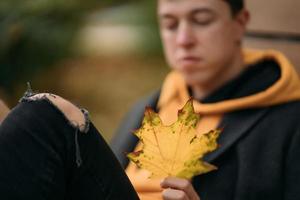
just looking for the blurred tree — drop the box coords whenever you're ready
[0,0,135,95]
[82,0,162,57]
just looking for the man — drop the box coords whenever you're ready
[111,0,300,199]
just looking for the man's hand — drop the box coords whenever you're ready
[160,177,200,200]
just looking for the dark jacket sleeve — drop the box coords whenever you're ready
[284,126,300,200]
[110,90,160,168]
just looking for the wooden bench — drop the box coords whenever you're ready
[244,0,300,72]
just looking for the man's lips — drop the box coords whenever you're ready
[178,56,202,72]
[179,56,202,63]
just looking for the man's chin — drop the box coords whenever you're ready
[181,73,212,87]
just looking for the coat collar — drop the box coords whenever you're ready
[204,108,269,163]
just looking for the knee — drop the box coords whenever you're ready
[28,93,87,131]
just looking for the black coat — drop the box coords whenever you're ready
[111,60,300,200]
[111,93,300,200]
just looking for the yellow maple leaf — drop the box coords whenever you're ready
[127,99,220,179]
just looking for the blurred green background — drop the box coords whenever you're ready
[1,0,299,140]
[0,0,169,141]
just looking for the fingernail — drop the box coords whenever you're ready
[160,179,164,185]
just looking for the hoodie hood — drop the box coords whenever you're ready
[158,49,300,115]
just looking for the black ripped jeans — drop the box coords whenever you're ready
[0,98,139,200]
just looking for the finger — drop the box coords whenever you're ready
[162,188,189,200]
[161,177,199,200]
[161,177,190,188]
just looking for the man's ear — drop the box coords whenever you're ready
[234,9,250,41]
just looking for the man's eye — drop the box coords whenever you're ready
[161,20,178,30]
[193,15,214,26]
[195,20,212,26]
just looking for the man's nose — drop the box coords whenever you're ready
[176,22,196,48]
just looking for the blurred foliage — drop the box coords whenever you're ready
[0,0,168,139]
[102,0,162,56]
[0,0,136,94]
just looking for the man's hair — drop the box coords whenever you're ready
[224,0,245,16]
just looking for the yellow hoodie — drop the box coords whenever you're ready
[126,49,300,200]
[0,99,9,123]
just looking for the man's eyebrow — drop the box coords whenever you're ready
[159,13,176,19]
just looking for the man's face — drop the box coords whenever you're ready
[158,0,247,87]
